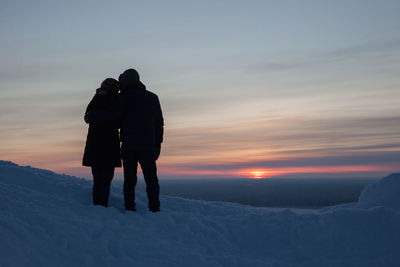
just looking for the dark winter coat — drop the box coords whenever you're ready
[120,82,163,153]
[82,91,122,167]
[85,81,164,155]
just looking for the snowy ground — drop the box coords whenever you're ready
[0,161,399,267]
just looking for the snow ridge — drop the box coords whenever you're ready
[0,160,399,267]
[358,173,400,211]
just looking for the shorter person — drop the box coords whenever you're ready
[82,78,121,207]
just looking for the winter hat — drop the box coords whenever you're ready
[119,68,140,88]
[101,78,119,92]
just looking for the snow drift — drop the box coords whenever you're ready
[0,160,399,267]
[358,173,400,211]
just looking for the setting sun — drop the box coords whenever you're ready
[248,170,270,179]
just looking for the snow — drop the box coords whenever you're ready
[0,160,399,267]
[358,173,400,211]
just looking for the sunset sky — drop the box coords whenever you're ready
[1,0,399,179]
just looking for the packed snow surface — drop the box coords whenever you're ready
[0,161,399,267]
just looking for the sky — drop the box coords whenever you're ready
[1,0,399,179]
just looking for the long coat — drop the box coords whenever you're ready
[82,91,122,167]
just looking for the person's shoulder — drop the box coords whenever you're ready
[145,90,159,100]
[90,92,106,103]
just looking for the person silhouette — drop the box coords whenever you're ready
[85,69,164,212]
[82,78,121,207]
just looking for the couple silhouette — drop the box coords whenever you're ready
[83,69,164,212]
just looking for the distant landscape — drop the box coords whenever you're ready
[130,177,378,209]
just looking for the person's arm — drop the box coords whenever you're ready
[84,93,100,123]
[85,94,125,124]
[154,95,164,160]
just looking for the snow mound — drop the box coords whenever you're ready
[0,160,400,267]
[358,173,400,210]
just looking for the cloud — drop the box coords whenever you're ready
[159,114,400,177]
[327,39,400,58]
[175,151,400,171]
[245,39,400,75]
[163,115,400,155]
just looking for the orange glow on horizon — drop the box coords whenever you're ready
[246,169,271,179]
[238,164,393,178]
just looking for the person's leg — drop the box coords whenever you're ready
[123,152,138,211]
[91,166,114,207]
[91,166,101,206]
[103,167,115,206]
[139,150,160,212]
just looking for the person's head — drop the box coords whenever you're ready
[100,78,119,94]
[118,69,140,90]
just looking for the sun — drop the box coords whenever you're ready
[238,168,273,179]
[248,170,269,179]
